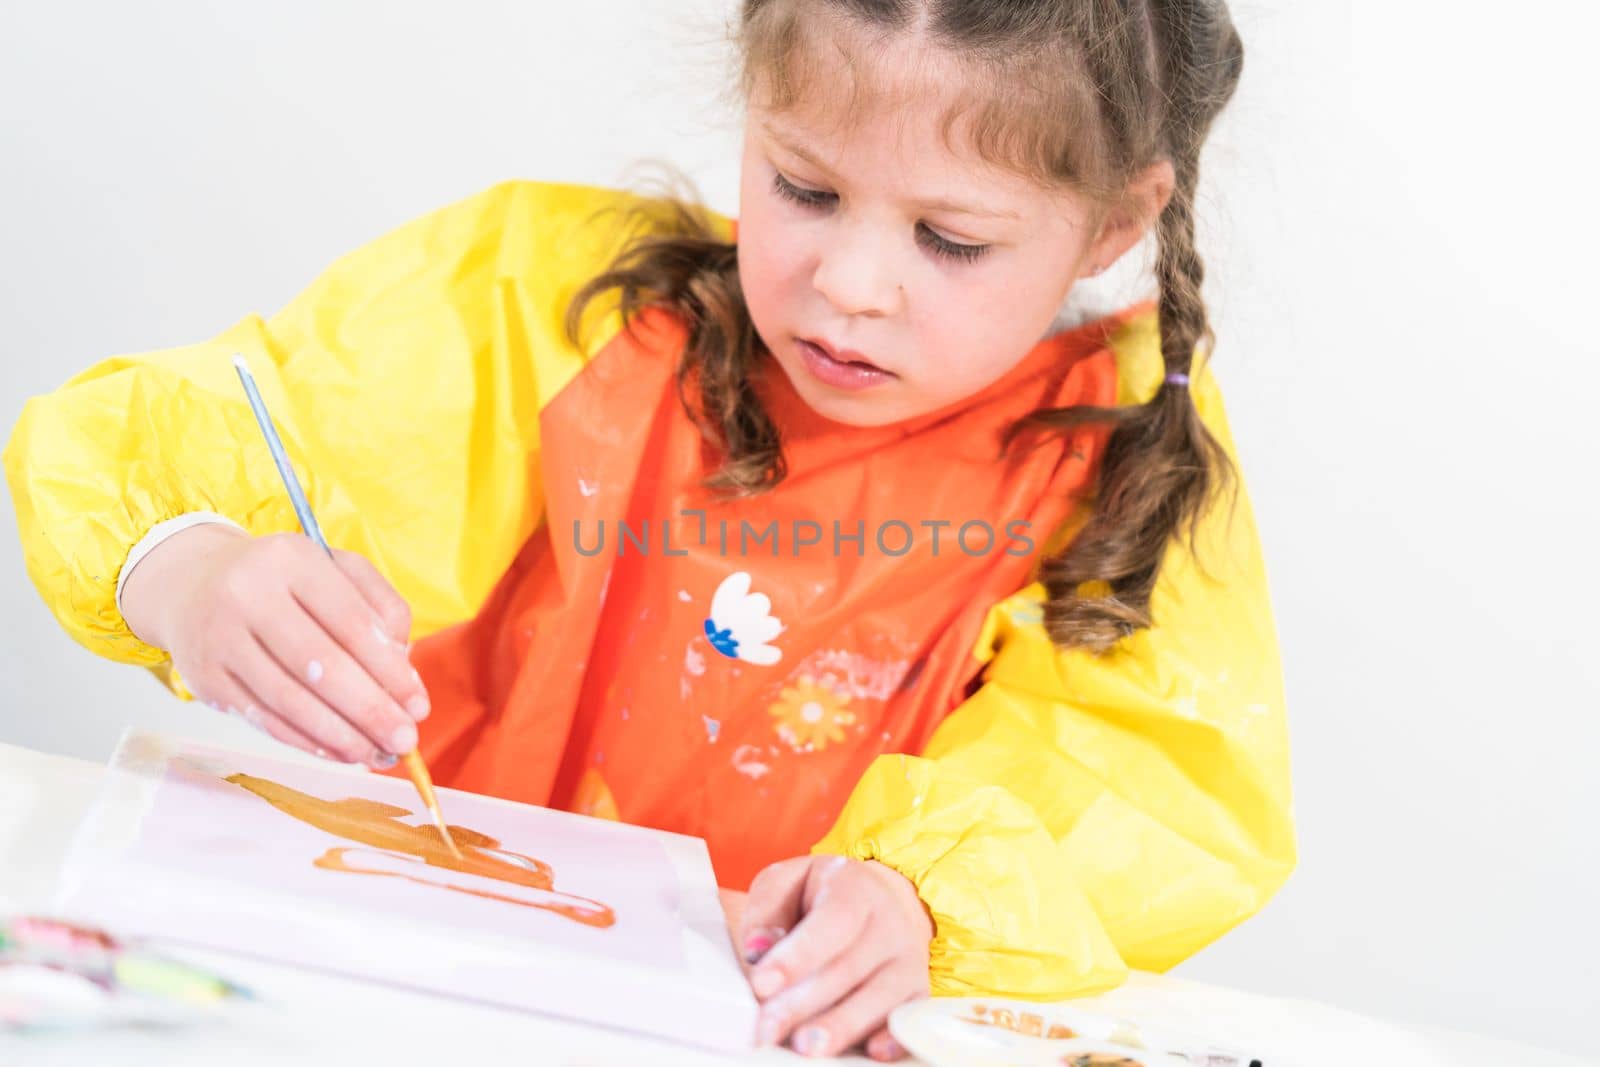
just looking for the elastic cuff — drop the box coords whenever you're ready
[115,511,247,615]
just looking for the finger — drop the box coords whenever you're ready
[865,1026,908,1062]
[294,553,429,721]
[755,933,884,1049]
[233,702,326,758]
[248,592,417,757]
[195,671,326,759]
[330,549,414,646]
[739,857,812,963]
[787,971,921,1059]
[230,628,393,766]
[238,705,325,758]
[750,858,865,998]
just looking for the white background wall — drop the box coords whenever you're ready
[2,0,1595,1058]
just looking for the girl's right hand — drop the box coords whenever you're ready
[120,524,429,768]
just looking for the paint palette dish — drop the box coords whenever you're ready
[888,997,1259,1067]
[52,730,758,1053]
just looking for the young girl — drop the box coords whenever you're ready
[4,0,1294,1059]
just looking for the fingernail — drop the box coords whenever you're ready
[372,752,398,769]
[406,694,430,721]
[315,748,330,760]
[306,659,324,685]
[751,968,784,999]
[870,1035,904,1060]
[755,1014,783,1047]
[793,1026,827,1056]
[373,621,393,647]
[391,723,417,753]
[742,934,775,964]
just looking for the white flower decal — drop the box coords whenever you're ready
[703,571,784,666]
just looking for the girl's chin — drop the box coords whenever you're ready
[768,349,921,427]
[793,382,920,428]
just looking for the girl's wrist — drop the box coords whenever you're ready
[865,859,934,944]
[121,523,249,649]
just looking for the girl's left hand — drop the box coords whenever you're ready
[736,854,933,1059]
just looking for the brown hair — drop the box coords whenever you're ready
[567,0,1245,652]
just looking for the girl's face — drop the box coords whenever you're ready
[736,47,1128,428]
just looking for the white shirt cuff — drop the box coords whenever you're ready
[116,511,248,618]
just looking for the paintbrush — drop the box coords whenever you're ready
[231,353,463,860]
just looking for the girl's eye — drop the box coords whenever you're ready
[771,171,836,209]
[916,224,990,264]
[771,172,992,265]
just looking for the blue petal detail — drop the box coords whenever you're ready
[703,618,739,659]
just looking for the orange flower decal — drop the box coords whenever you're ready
[769,676,855,751]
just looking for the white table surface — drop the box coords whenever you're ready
[0,741,1588,1067]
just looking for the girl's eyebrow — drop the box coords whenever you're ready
[762,123,1022,222]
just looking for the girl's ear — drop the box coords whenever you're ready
[1080,159,1176,278]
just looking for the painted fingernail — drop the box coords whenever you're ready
[391,723,417,753]
[743,934,776,964]
[755,1014,783,1047]
[406,694,431,721]
[751,968,784,999]
[793,1026,827,1056]
[372,752,398,769]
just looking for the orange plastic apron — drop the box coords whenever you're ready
[409,303,1134,888]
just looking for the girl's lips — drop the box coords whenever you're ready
[795,338,895,391]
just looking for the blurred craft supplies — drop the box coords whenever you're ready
[230,352,461,860]
[0,915,249,1031]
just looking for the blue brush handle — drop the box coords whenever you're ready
[232,354,332,555]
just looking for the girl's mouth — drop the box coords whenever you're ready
[795,338,895,391]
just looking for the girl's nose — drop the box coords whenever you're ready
[811,230,903,319]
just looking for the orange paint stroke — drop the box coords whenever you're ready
[225,773,615,928]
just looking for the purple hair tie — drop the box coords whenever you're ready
[1164,372,1190,387]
